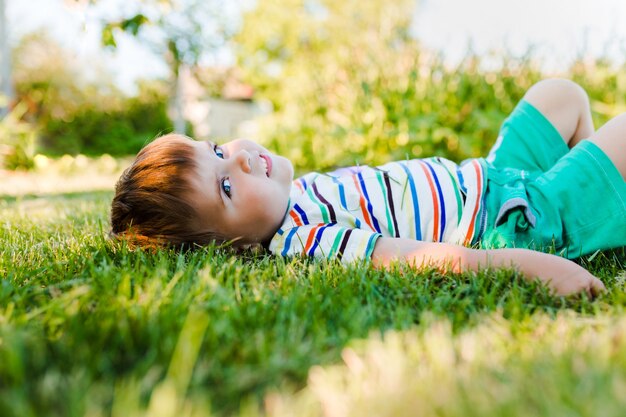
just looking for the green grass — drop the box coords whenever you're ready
[1,190,625,417]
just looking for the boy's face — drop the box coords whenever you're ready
[185,137,294,245]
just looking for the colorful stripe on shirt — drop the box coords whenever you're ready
[312,182,337,224]
[375,168,400,238]
[290,204,309,226]
[399,161,422,240]
[305,223,332,256]
[463,159,484,245]
[418,160,445,241]
[270,157,487,263]
[433,158,463,225]
[351,174,376,232]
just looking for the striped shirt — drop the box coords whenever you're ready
[268,157,488,263]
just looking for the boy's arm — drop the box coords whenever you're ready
[371,237,606,297]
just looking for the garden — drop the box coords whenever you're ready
[1,0,625,416]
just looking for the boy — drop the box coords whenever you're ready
[110,79,626,297]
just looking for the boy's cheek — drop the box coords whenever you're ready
[245,187,271,206]
[248,187,283,214]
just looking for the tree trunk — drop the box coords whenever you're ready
[0,0,14,118]
[166,40,186,134]
[173,64,185,134]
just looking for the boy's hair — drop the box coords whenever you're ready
[110,134,225,249]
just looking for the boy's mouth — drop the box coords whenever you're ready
[260,154,272,177]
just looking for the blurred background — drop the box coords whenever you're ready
[1,0,626,190]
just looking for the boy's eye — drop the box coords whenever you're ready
[214,144,225,159]
[221,178,232,197]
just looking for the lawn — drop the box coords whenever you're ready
[1,171,625,417]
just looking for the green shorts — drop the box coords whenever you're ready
[480,100,626,258]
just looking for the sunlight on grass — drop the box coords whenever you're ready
[77,311,626,417]
[0,154,129,196]
[264,312,626,417]
[0,164,624,417]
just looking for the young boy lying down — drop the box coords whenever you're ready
[110,79,626,297]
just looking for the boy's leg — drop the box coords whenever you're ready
[486,128,626,258]
[522,78,595,148]
[486,79,591,173]
[589,114,626,179]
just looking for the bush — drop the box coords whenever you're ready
[0,102,38,170]
[12,31,173,157]
[253,52,544,171]
[41,84,172,156]
[238,0,626,171]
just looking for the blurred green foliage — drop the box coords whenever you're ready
[237,0,626,171]
[0,101,37,170]
[11,31,172,158]
[41,83,172,156]
[6,2,626,172]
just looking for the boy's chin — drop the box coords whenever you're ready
[277,155,294,177]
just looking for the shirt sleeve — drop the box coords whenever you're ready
[269,223,381,263]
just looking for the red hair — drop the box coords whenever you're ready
[110,134,225,249]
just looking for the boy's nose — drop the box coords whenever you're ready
[232,150,252,173]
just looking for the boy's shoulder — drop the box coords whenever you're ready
[292,157,488,191]
[323,157,485,176]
